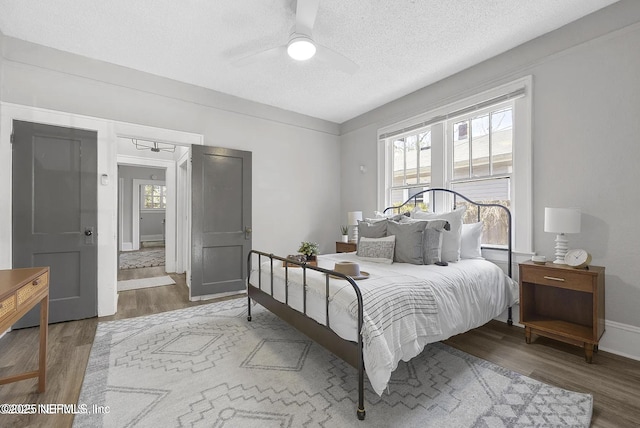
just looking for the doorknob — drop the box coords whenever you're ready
[245,227,252,239]
[84,227,95,245]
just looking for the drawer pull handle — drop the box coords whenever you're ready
[32,280,40,286]
[543,276,565,282]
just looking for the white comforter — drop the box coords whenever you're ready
[251,253,518,396]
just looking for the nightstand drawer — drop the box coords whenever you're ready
[520,266,592,292]
[336,241,357,253]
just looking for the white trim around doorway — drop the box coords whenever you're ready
[0,102,203,317]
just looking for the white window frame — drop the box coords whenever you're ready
[377,76,533,257]
[387,129,433,211]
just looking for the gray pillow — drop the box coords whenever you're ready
[357,219,387,244]
[400,218,449,264]
[386,220,426,264]
[411,207,466,262]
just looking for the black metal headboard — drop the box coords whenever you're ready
[383,188,512,278]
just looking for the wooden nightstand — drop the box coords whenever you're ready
[519,260,605,363]
[336,241,357,253]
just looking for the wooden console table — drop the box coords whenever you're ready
[0,267,49,391]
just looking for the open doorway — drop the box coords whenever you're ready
[116,137,188,291]
[118,165,167,276]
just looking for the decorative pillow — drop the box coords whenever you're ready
[362,217,387,223]
[399,218,449,264]
[357,219,387,244]
[356,236,396,264]
[411,206,466,262]
[374,211,410,220]
[386,220,426,265]
[460,222,483,259]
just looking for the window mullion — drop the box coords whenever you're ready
[416,138,421,184]
[468,120,473,178]
[489,113,493,176]
[403,140,407,186]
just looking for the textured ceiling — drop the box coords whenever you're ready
[0,0,619,123]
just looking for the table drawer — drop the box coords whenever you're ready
[0,294,16,322]
[17,272,49,306]
[336,242,357,253]
[520,266,592,292]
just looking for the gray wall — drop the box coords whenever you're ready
[0,36,343,258]
[118,165,166,246]
[339,0,640,329]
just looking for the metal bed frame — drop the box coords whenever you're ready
[246,188,513,421]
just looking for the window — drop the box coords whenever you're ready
[450,106,513,246]
[141,184,166,210]
[378,77,532,254]
[390,131,432,212]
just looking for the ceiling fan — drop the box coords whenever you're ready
[233,0,358,74]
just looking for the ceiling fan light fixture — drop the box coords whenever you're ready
[287,35,316,61]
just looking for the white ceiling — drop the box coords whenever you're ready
[0,0,619,123]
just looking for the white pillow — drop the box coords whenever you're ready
[356,235,396,264]
[460,222,483,259]
[411,206,466,262]
[374,210,405,219]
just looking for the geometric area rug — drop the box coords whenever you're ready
[73,299,593,428]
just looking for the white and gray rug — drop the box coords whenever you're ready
[117,276,175,292]
[74,299,593,427]
[119,248,165,270]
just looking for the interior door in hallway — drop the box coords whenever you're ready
[12,120,98,327]
[190,146,251,298]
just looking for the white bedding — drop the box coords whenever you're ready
[250,252,518,395]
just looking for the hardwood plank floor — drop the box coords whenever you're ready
[1,271,639,427]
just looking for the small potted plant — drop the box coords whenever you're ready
[340,225,349,242]
[298,241,319,262]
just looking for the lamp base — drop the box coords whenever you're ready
[553,233,568,264]
[350,227,359,244]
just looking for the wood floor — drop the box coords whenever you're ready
[1,268,639,427]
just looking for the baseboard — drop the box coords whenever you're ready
[121,242,133,251]
[141,234,164,242]
[494,308,640,362]
[190,290,244,302]
[598,320,640,361]
[494,304,524,328]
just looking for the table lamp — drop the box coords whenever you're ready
[544,207,581,264]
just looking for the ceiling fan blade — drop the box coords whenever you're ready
[232,46,287,67]
[295,0,319,36]
[316,44,359,74]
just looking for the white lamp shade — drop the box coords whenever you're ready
[544,207,581,234]
[347,211,363,226]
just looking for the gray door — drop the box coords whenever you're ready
[12,120,98,327]
[191,146,251,298]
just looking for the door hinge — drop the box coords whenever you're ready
[10,133,14,144]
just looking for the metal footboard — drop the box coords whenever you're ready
[246,250,367,420]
